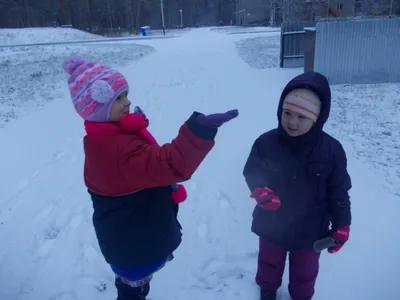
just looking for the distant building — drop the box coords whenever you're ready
[312,0,355,19]
[235,0,398,26]
[355,0,400,16]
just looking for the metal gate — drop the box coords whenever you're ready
[280,20,316,68]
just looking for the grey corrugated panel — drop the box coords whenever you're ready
[284,58,304,68]
[314,18,400,84]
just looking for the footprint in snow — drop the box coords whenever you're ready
[47,291,77,300]
[75,276,109,294]
[32,168,42,178]
[45,224,60,240]
[69,214,83,228]
[197,222,208,238]
[17,178,30,191]
[218,190,231,208]
[196,267,248,292]
[194,252,257,291]
[52,150,67,161]
[33,204,55,223]
[82,244,99,262]
[33,238,57,263]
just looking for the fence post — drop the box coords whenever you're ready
[280,30,285,68]
[303,27,316,72]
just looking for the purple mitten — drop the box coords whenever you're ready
[196,109,239,128]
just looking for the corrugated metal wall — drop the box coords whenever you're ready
[314,17,400,84]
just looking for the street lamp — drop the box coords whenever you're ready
[326,0,330,18]
[389,0,394,16]
[179,9,183,28]
[160,0,165,35]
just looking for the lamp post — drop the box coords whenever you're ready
[326,0,330,18]
[160,0,165,35]
[389,0,394,16]
[179,9,183,29]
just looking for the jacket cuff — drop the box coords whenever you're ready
[185,112,217,140]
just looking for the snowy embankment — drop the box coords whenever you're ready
[0,27,104,46]
[0,28,155,127]
[235,32,400,196]
[235,34,280,69]
[0,27,184,48]
[327,83,400,195]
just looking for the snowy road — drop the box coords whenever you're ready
[0,28,399,300]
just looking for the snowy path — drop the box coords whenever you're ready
[0,28,399,300]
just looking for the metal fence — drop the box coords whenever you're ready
[279,16,399,71]
[280,20,316,68]
[314,17,400,84]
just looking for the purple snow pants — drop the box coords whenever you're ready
[256,238,320,300]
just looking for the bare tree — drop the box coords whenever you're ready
[84,0,93,32]
[124,0,133,32]
[134,0,142,34]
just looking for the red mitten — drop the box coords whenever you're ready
[251,187,281,211]
[328,226,350,254]
[171,184,187,204]
[120,113,146,132]
[134,106,149,127]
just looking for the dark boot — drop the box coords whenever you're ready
[260,290,277,300]
[115,277,150,300]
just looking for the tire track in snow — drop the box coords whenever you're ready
[0,149,67,226]
[0,144,106,300]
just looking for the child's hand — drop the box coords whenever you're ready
[196,109,239,128]
[328,226,350,254]
[120,113,146,132]
[171,184,187,204]
[251,187,281,211]
[134,106,149,127]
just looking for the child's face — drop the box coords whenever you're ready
[109,92,131,121]
[281,109,315,137]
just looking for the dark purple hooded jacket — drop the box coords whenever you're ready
[243,71,352,250]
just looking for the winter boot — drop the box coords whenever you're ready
[115,277,150,300]
[260,290,277,300]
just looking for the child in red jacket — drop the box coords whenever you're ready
[62,56,238,300]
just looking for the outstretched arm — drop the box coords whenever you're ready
[121,113,217,189]
[120,110,238,190]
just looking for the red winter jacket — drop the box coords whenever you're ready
[84,113,215,196]
[83,112,217,267]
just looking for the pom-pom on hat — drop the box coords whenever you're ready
[62,56,129,122]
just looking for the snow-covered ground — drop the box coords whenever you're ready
[0,28,103,46]
[0,28,155,127]
[328,83,400,196]
[0,26,399,300]
[235,34,280,69]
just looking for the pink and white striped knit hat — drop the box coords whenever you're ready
[282,88,321,123]
[62,56,129,122]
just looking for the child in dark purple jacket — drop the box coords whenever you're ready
[243,71,352,300]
